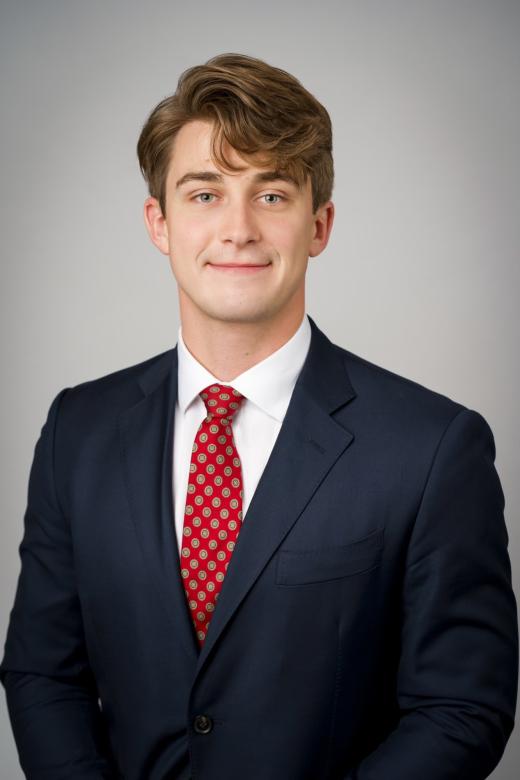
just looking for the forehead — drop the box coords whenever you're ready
[166,119,306,193]
[169,120,219,169]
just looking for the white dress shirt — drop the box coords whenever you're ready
[173,313,312,555]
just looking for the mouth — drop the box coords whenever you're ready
[207,263,270,273]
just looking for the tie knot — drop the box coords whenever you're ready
[200,384,245,421]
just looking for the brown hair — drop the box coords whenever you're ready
[136,52,333,214]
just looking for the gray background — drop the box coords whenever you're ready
[1,0,518,777]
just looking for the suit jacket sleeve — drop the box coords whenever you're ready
[0,389,117,779]
[344,408,518,780]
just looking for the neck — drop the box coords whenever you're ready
[179,301,305,382]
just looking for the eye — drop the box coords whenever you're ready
[261,193,284,204]
[193,192,216,203]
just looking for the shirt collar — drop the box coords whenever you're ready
[177,313,312,423]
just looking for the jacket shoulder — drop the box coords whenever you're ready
[57,347,175,421]
[333,341,470,433]
[329,342,499,485]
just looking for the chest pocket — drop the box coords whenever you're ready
[276,526,384,586]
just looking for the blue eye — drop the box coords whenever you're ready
[192,192,284,204]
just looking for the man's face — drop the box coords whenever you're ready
[144,119,334,327]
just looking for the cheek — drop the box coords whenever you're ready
[168,215,212,255]
[266,217,311,260]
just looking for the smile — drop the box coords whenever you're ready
[207,263,270,273]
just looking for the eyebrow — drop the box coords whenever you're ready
[175,169,301,190]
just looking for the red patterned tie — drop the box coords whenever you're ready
[181,383,246,646]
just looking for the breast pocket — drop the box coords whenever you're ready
[276,527,384,586]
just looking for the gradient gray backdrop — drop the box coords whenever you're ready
[1,1,518,777]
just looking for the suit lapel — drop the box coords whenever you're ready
[118,347,200,662]
[118,317,357,673]
[195,317,356,676]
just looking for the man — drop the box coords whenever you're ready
[0,52,517,780]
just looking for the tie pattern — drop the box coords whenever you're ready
[181,383,245,646]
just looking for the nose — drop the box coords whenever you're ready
[217,199,260,247]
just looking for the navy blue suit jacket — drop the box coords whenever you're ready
[1,316,518,779]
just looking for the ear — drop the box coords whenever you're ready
[143,196,170,255]
[309,200,335,258]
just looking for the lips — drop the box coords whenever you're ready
[207,262,271,274]
[208,262,269,268]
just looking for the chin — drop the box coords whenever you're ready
[206,305,274,325]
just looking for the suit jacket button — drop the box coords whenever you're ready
[193,714,213,734]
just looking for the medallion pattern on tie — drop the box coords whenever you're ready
[181,383,245,645]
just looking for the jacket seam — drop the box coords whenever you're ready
[49,387,71,521]
[411,406,470,530]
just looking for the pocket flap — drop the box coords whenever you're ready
[276,527,384,585]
